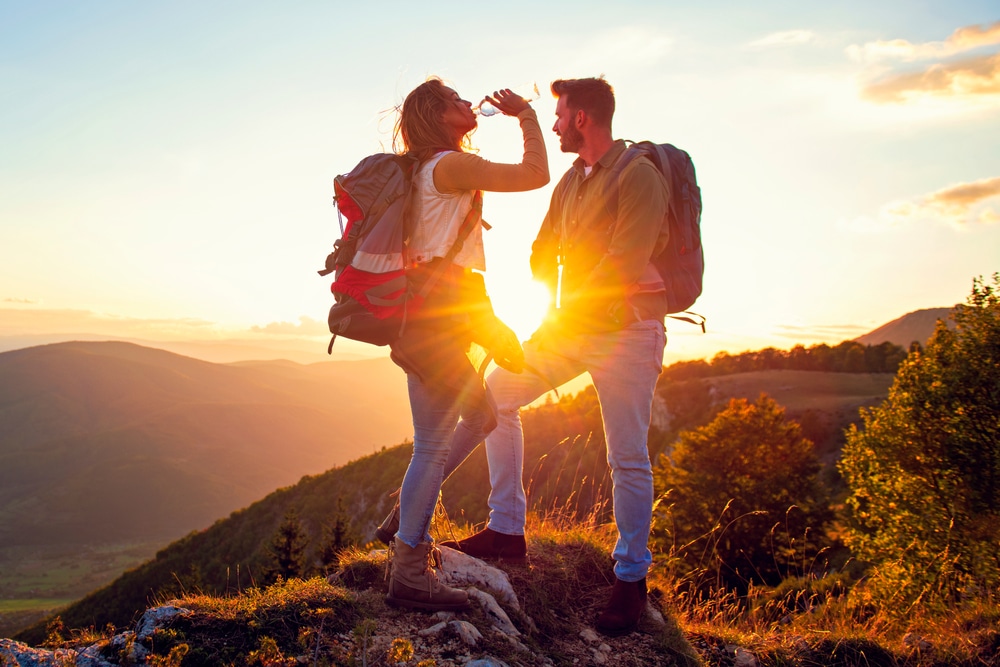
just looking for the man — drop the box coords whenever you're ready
[442,76,671,636]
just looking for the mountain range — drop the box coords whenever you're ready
[0,341,411,547]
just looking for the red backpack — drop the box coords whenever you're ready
[319,153,482,351]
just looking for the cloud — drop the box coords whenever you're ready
[0,307,218,338]
[250,316,328,336]
[590,26,673,66]
[849,176,1000,230]
[847,20,1000,63]
[3,297,40,304]
[772,322,869,341]
[748,30,816,48]
[921,176,1000,223]
[847,21,1000,108]
[860,52,1000,103]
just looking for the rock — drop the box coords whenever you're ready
[76,642,118,667]
[468,588,519,636]
[0,639,76,667]
[733,646,758,667]
[579,628,600,643]
[466,658,511,667]
[135,605,192,639]
[417,621,449,637]
[449,619,483,646]
[109,631,145,663]
[644,600,666,627]
[437,547,520,610]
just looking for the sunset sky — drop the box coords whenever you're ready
[2,2,998,365]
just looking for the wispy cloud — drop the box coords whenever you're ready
[847,20,1000,63]
[250,316,328,336]
[848,176,1000,230]
[861,52,1000,103]
[3,297,40,305]
[748,29,816,48]
[848,21,1000,107]
[0,307,217,337]
[772,322,869,341]
[920,176,1000,223]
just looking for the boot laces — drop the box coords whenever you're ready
[423,544,443,594]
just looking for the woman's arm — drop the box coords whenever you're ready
[433,109,549,193]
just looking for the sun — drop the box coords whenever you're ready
[485,276,551,342]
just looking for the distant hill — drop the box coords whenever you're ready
[0,341,411,547]
[854,307,954,348]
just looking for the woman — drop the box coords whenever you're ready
[385,77,549,611]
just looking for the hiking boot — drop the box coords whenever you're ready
[385,537,469,612]
[374,498,400,545]
[439,527,527,563]
[595,577,647,637]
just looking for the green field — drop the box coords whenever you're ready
[0,540,164,638]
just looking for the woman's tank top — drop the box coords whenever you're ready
[407,151,485,271]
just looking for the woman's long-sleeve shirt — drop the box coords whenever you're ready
[407,109,549,270]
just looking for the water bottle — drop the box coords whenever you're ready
[474,82,541,117]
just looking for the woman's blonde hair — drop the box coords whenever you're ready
[394,77,474,161]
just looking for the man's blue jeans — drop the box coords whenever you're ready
[444,319,666,582]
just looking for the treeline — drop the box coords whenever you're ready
[661,340,908,381]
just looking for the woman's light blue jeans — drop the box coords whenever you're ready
[396,372,493,548]
[442,319,666,581]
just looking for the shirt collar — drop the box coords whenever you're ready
[572,139,628,176]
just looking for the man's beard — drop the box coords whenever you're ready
[559,123,584,153]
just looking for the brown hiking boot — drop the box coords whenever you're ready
[440,527,527,564]
[374,498,400,545]
[595,577,647,636]
[385,537,469,612]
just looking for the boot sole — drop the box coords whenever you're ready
[595,623,639,638]
[438,542,528,565]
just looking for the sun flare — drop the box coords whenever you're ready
[486,277,551,342]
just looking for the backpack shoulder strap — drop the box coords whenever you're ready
[404,189,484,303]
[604,141,672,217]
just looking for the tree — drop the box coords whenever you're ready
[652,394,831,590]
[319,497,354,572]
[266,509,306,582]
[839,274,1000,601]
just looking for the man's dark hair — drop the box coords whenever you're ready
[551,77,615,128]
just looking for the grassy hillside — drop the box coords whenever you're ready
[17,520,1000,666]
[13,364,895,644]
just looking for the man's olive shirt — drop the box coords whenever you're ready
[531,139,671,331]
